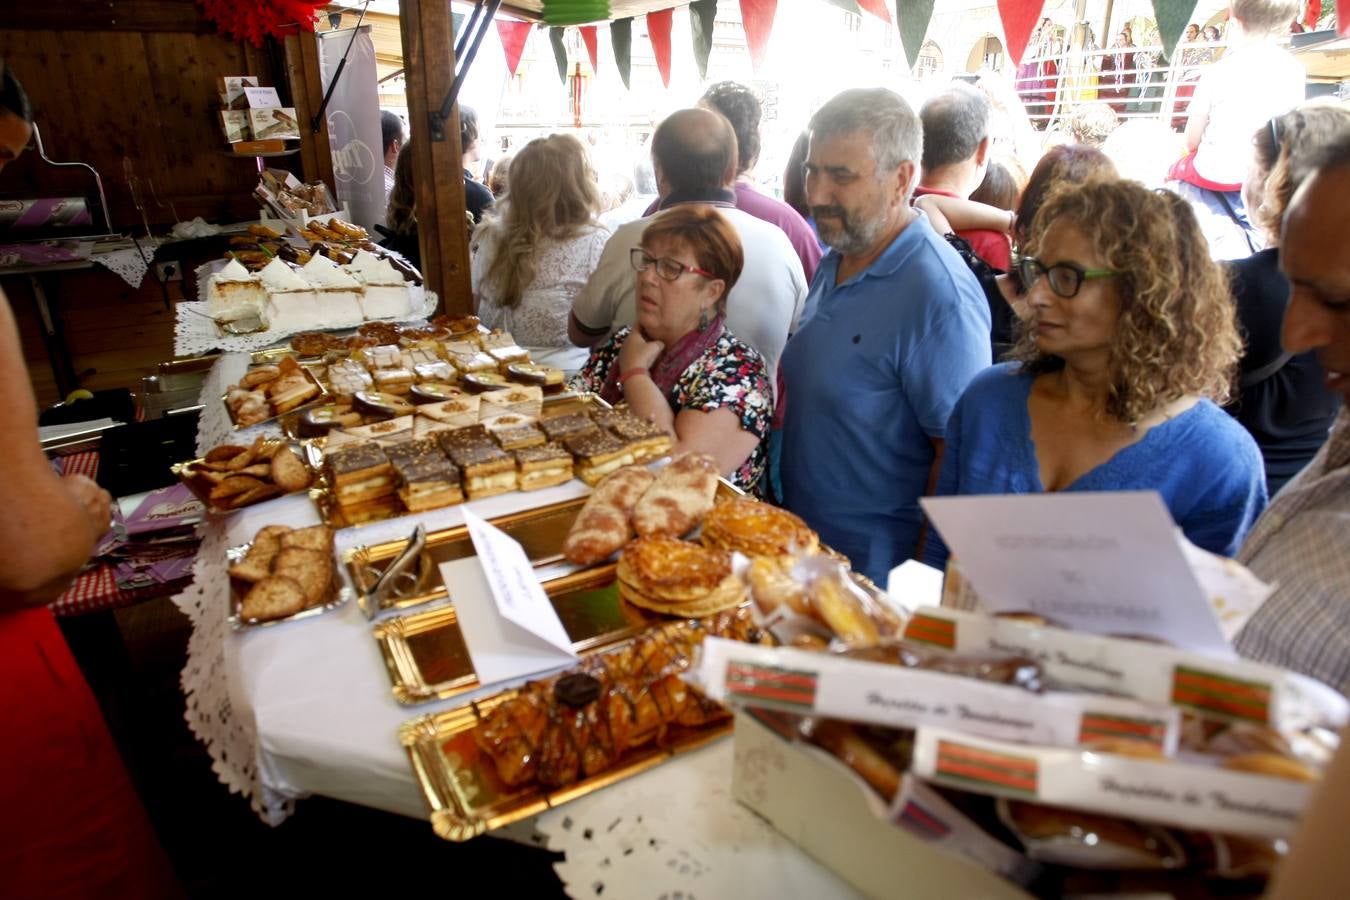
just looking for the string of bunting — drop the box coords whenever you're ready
[196,0,328,47]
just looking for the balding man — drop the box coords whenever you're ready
[914,83,1011,271]
[569,108,807,392]
[1235,133,1350,694]
[779,88,991,584]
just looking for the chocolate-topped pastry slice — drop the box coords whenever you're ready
[564,429,635,486]
[605,413,673,463]
[325,442,396,506]
[393,455,463,511]
[514,442,574,491]
[296,403,362,437]
[352,390,415,419]
[540,411,598,442]
[443,440,516,499]
[486,418,546,451]
[587,407,627,430]
[382,437,442,467]
[409,381,465,404]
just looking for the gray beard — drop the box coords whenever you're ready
[817,210,887,256]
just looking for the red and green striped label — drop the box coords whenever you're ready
[726,661,818,711]
[1170,666,1272,724]
[904,612,957,649]
[1078,712,1170,750]
[935,740,1039,796]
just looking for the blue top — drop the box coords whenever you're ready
[780,215,992,584]
[924,363,1269,569]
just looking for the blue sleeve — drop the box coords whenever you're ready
[921,386,967,570]
[906,293,992,438]
[1177,433,1269,558]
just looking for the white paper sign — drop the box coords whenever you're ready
[440,508,577,686]
[921,492,1231,655]
[243,85,282,109]
[885,559,944,613]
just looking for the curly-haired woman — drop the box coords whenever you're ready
[924,179,1266,567]
[471,134,610,371]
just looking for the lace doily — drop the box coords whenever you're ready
[539,740,861,899]
[93,240,157,289]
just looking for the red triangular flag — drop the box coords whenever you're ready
[857,0,892,22]
[579,25,599,73]
[1305,0,1321,28]
[739,0,778,72]
[496,20,531,77]
[1338,0,1348,35]
[997,0,1047,67]
[647,8,674,87]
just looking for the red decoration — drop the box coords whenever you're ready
[196,0,327,48]
[739,0,779,72]
[997,0,1047,67]
[857,0,892,22]
[497,21,532,77]
[580,25,600,73]
[647,9,674,87]
[1305,0,1321,28]
[1339,0,1349,35]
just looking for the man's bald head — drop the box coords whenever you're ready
[651,107,739,197]
[1279,133,1350,401]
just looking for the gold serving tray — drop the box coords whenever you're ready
[372,564,659,705]
[398,625,735,841]
[171,438,315,514]
[223,364,330,430]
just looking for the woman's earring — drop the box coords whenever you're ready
[698,307,711,332]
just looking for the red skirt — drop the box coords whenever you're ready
[0,606,179,899]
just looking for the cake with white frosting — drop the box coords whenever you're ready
[300,254,365,328]
[205,259,266,323]
[259,257,319,333]
[346,249,414,320]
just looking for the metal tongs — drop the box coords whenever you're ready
[361,524,428,619]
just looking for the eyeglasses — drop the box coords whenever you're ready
[630,248,716,282]
[1016,255,1120,299]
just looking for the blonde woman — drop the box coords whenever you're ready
[471,134,610,371]
[925,179,1266,568]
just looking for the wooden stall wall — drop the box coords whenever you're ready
[0,1,318,407]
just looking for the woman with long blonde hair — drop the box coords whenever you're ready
[925,178,1267,568]
[471,133,609,371]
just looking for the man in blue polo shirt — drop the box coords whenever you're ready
[780,88,991,584]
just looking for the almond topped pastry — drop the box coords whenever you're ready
[701,497,820,561]
[616,536,746,617]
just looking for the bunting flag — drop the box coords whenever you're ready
[897,0,937,69]
[740,0,778,72]
[1151,0,1200,59]
[611,17,633,88]
[495,20,531,77]
[648,8,674,87]
[997,0,1046,67]
[857,0,892,21]
[1305,0,1321,29]
[579,24,599,73]
[1340,0,1349,36]
[549,26,569,84]
[690,0,718,79]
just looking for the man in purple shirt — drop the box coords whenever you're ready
[644,82,822,282]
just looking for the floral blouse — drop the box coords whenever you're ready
[570,327,774,492]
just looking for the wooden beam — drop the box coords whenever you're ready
[7,0,212,33]
[284,32,337,193]
[399,0,471,314]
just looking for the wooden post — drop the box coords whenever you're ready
[399,0,472,314]
[283,32,336,194]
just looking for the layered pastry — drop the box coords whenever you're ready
[540,412,598,442]
[418,396,480,428]
[361,344,404,370]
[565,429,635,486]
[343,414,414,445]
[300,253,364,327]
[701,497,820,561]
[488,344,530,371]
[616,536,746,617]
[345,249,413,320]
[296,404,362,437]
[259,257,318,333]
[372,367,415,396]
[438,430,516,499]
[513,443,574,491]
[412,360,455,383]
[506,362,565,392]
[479,331,518,351]
[326,358,374,399]
[352,391,415,419]
[605,412,674,463]
[484,414,545,451]
[444,341,496,374]
[326,443,394,506]
[381,437,440,467]
[460,371,513,393]
[205,258,266,324]
[390,444,463,511]
[479,385,543,420]
[410,382,465,405]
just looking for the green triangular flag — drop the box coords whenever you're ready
[1151,0,1200,60]
[690,0,718,80]
[611,17,633,89]
[896,0,937,69]
[549,27,569,84]
[823,0,863,13]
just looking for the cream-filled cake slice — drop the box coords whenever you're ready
[206,259,266,324]
[258,258,317,333]
[301,254,365,328]
[346,250,413,321]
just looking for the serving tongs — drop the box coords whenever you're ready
[360,523,430,619]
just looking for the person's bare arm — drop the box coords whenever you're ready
[914,194,1013,234]
[568,311,610,348]
[0,289,111,608]
[913,437,946,560]
[670,407,761,479]
[1265,727,1350,899]
[1184,106,1209,153]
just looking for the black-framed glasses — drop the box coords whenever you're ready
[1016,255,1120,299]
[630,248,716,282]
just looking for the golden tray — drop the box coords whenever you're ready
[372,564,659,705]
[398,619,738,841]
[223,363,329,431]
[171,438,316,515]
